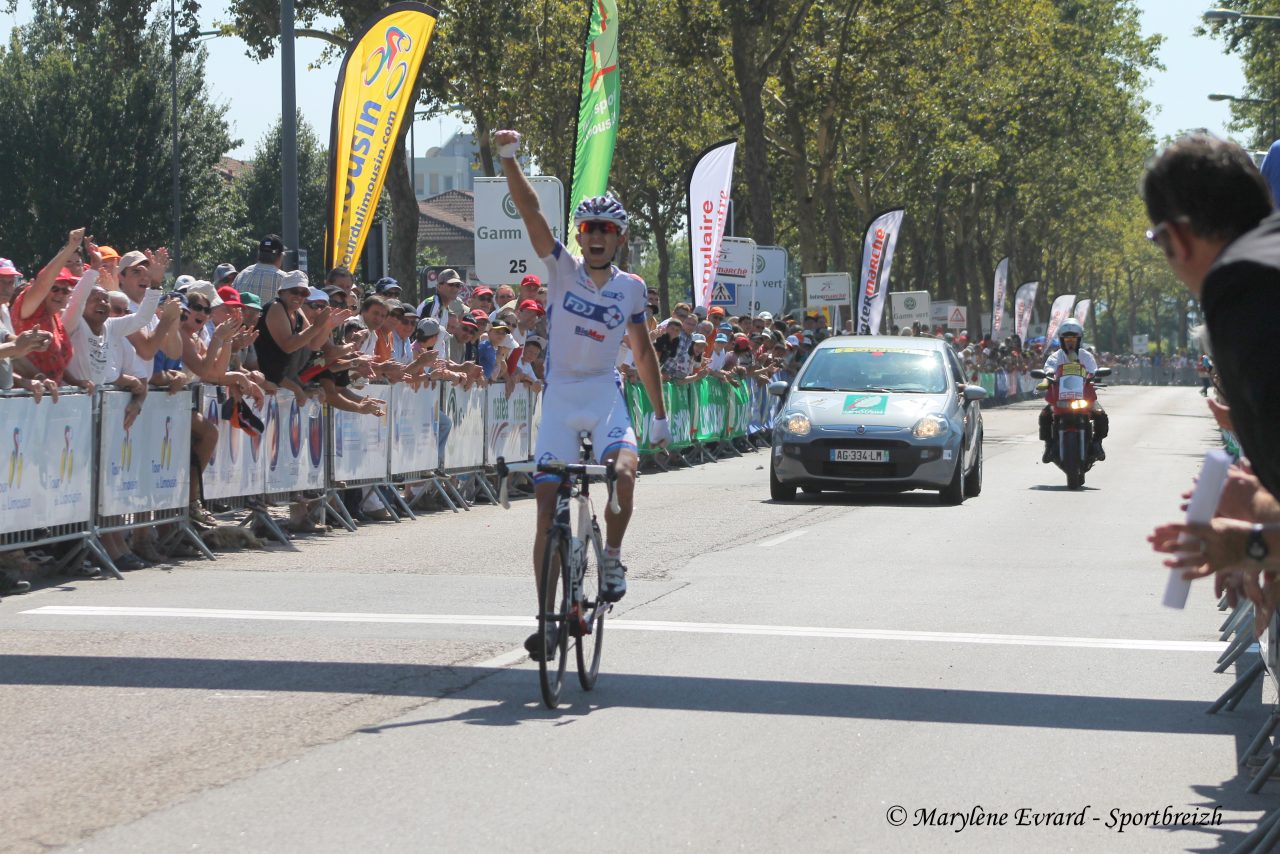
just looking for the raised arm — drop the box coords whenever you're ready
[62,267,99,335]
[19,227,85,321]
[495,130,556,259]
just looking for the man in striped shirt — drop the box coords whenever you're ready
[231,234,287,304]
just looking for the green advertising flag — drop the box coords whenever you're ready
[568,0,620,230]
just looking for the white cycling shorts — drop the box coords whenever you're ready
[534,376,636,482]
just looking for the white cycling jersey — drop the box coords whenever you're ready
[539,241,646,385]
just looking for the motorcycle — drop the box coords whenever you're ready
[1030,365,1110,490]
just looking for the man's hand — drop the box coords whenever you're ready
[650,417,673,449]
[1207,397,1234,433]
[13,329,50,356]
[494,129,521,159]
[159,297,182,323]
[147,248,171,286]
[1149,517,1258,576]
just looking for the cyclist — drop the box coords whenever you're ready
[495,129,672,660]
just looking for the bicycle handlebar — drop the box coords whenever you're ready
[494,457,620,514]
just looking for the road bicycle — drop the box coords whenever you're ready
[496,432,619,709]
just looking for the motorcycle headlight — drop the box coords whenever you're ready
[781,412,811,436]
[1069,399,1090,410]
[912,414,949,439]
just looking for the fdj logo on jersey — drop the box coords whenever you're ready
[562,292,624,330]
[362,27,413,99]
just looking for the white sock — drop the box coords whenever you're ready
[605,547,621,560]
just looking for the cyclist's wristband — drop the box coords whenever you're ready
[498,141,520,159]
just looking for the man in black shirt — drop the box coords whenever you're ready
[1144,134,1280,586]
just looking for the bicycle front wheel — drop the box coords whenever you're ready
[538,529,571,709]
[576,520,606,691]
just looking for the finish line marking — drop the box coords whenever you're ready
[757,530,809,548]
[19,606,1228,652]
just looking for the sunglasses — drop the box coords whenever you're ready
[577,221,620,235]
[188,303,211,315]
[51,285,74,295]
[306,301,327,309]
[476,294,494,301]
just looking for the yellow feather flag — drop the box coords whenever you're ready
[325,3,439,273]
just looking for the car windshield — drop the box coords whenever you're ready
[795,347,948,394]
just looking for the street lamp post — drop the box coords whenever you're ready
[1204,9,1280,23]
[281,0,300,271]
[1208,92,1278,144]
[170,0,181,276]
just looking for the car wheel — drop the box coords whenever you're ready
[939,457,965,505]
[963,436,983,497]
[770,461,796,502]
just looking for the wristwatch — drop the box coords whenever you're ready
[1247,524,1269,562]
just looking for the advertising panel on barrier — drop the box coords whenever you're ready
[201,387,267,500]
[443,384,486,472]
[331,390,390,483]
[695,377,728,443]
[625,381,655,452]
[389,383,440,476]
[98,390,191,516]
[266,389,325,493]
[484,384,532,465]
[527,391,540,460]
[665,382,694,449]
[0,393,93,534]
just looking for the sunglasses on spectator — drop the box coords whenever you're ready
[50,285,73,295]
[476,294,494,301]
[577,221,620,235]
[306,300,327,309]
[188,303,211,315]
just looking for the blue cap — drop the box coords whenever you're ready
[718,322,732,332]
[374,277,401,293]
[715,333,729,343]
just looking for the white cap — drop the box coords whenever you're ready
[756,311,773,322]
[185,280,223,307]
[307,287,329,302]
[174,274,196,291]
[278,269,310,294]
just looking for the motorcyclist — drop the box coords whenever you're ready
[1039,319,1109,463]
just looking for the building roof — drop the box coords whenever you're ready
[418,189,474,243]
[216,156,252,182]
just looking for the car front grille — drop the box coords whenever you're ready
[799,438,925,479]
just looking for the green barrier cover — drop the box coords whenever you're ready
[979,372,997,398]
[625,380,694,453]
[696,376,728,444]
[731,381,750,440]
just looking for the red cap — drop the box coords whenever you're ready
[55,268,79,283]
[520,274,541,289]
[470,307,488,319]
[472,286,494,297]
[216,286,243,307]
[518,299,545,315]
[708,306,726,316]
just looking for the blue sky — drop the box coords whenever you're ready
[0,1,1253,159]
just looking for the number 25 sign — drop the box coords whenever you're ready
[473,176,565,285]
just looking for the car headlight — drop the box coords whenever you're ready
[780,412,811,436]
[911,414,949,439]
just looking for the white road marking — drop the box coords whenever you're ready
[20,605,1227,652]
[757,530,809,548]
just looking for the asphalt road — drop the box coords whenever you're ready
[1,384,1271,853]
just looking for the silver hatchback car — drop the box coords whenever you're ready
[768,336,986,504]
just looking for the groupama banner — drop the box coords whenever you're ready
[568,0,621,232]
[324,3,439,272]
[991,257,1009,339]
[855,208,905,334]
[688,139,737,309]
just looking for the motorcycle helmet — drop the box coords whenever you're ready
[573,194,629,233]
[1058,319,1083,348]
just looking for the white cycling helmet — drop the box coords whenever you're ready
[1058,319,1084,342]
[573,194,629,233]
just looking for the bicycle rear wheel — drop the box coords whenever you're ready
[576,520,606,691]
[538,530,571,709]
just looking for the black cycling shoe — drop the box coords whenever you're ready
[524,628,557,662]
[1042,442,1053,464]
[1092,441,1106,461]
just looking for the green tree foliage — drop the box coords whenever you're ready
[1203,0,1280,150]
[238,112,328,268]
[0,1,238,276]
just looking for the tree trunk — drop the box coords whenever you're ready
[653,215,671,316]
[728,14,775,246]
[781,62,819,273]
[474,109,495,178]
[387,141,419,298]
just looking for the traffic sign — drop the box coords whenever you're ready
[947,306,968,330]
[473,176,565,285]
[710,281,736,305]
